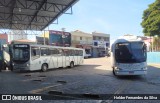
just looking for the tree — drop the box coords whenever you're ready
[153,36,160,51]
[141,0,160,37]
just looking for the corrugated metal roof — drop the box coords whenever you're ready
[0,0,78,30]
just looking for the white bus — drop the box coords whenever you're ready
[111,35,147,76]
[12,44,84,72]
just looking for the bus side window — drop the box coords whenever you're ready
[77,50,80,56]
[31,47,40,59]
[63,49,66,56]
[49,49,54,55]
[63,49,68,56]
[70,50,74,56]
[58,49,63,56]
[77,50,82,56]
[69,50,72,56]
[49,48,57,55]
[65,49,69,56]
[79,50,83,56]
[74,50,77,56]
[41,48,49,56]
[75,50,79,56]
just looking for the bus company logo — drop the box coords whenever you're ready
[2,95,11,100]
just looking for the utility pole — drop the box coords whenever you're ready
[44,30,45,45]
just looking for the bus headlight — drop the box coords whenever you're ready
[115,67,122,70]
[114,67,119,70]
[141,67,147,70]
[26,64,30,67]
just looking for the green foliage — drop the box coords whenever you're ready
[141,0,160,36]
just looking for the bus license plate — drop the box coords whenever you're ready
[129,71,134,74]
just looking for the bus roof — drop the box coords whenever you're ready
[113,35,143,45]
[13,44,84,50]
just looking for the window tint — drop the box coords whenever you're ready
[49,48,59,55]
[74,50,78,56]
[63,49,70,56]
[58,49,63,56]
[31,47,40,59]
[79,50,83,56]
[41,48,49,56]
[74,50,83,56]
[70,50,75,56]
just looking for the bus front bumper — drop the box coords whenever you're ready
[13,66,30,72]
[114,70,147,76]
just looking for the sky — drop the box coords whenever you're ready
[28,0,155,41]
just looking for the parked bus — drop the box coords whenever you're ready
[111,35,147,76]
[12,44,84,72]
[0,44,11,71]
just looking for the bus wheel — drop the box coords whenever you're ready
[41,64,48,72]
[69,62,74,68]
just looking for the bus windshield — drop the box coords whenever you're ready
[13,44,30,62]
[115,42,146,63]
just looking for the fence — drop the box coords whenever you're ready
[147,52,160,63]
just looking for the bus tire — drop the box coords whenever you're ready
[69,61,74,68]
[41,64,48,72]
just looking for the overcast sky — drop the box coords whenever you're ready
[28,0,155,41]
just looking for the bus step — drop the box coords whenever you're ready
[57,80,67,84]
[83,93,100,99]
[48,90,63,95]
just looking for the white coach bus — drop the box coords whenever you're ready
[111,35,147,76]
[12,44,84,72]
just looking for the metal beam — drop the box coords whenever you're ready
[0,1,69,14]
[26,0,67,6]
[0,12,55,18]
[0,22,43,30]
[41,0,79,30]
[27,0,47,29]
[10,0,16,29]
[0,0,79,30]
[0,21,46,27]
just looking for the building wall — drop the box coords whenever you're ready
[0,34,8,48]
[70,30,93,57]
[41,31,49,38]
[92,32,110,47]
[92,32,110,57]
[70,30,93,47]
[37,30,71,47]
[37,31,49,45]
[36,36,49,45]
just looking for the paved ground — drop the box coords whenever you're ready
[0,57,160,103]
